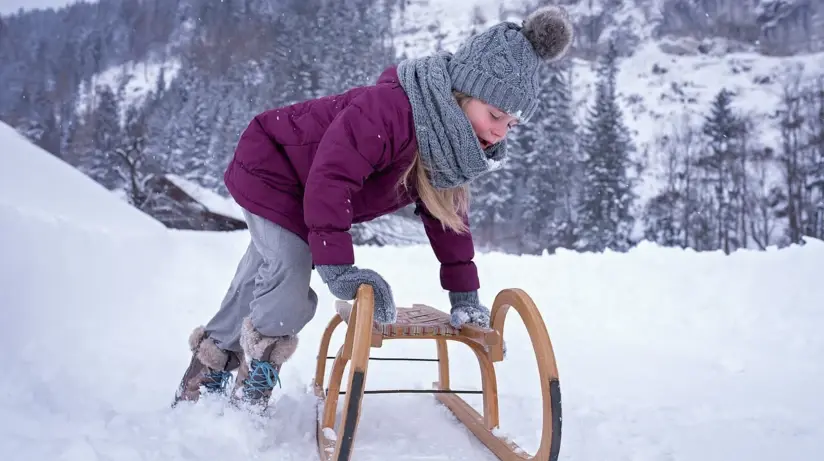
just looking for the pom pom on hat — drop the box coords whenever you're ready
[520,5,574,62]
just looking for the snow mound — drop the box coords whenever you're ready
[0,121,163,235]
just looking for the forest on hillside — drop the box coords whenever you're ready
[2,0,823,255]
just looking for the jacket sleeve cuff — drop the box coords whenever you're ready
[440,261,480,292]
[308,230,355,266]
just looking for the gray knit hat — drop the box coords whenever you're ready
[447,5,574,122]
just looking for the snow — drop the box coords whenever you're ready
[393,0,513,59]
[75,59,181,122]
[3,120,824,461]
[0,121,163,235]
[570,38,824,208]
[583,41,824,198]
[165,174,246,222]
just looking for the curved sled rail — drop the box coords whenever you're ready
[315,284,374,461]
[313,285,562,461]
[437,288,562,461]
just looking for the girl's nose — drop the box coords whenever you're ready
[490,125,508,143]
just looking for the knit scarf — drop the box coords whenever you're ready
[396,51,507,189]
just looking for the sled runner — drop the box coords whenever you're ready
[313,285,562,461]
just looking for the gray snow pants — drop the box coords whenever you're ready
[204,208,318,354]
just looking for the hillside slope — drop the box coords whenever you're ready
[80,0,824,208]
[0,121,163,234]
[395,0,824,203]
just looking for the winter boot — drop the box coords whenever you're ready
[172,326,242,407]
[230,317,299,412]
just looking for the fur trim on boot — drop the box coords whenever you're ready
[172,326,239,407]
[189,326,234,370]
[230,318,299,411]
[239,317,299,365]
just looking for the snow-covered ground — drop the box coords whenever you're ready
[3,120,824,461]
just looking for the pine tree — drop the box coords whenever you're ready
[470,157,517,250]
[517,60,578,254]
[318,0,395,93]
[183,76,218,187]
[802,76,824,239]
[83,84,123,189]
[575,40,637,252]
[696,88,747,254]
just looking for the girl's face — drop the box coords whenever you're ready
[460,97,519,150]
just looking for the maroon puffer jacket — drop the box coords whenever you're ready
[224,66,479,292]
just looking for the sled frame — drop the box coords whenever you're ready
[312,286,562,461]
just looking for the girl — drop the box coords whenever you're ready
[173,5,573,411]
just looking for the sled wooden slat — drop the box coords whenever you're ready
[313,286,562,461]
[334,300,502,352]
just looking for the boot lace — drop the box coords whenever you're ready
[203,370,233,393]
[242,359,281,400]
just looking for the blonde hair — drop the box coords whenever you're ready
[398,153,471,234]
[396,91,474,234]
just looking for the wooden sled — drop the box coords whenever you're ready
[313,285,562,461]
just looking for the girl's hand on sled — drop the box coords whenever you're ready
[315,264,397,324]
[448,290,490,329]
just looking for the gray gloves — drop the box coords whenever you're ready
[450,291,504,357]
[315,264,397,324]
[448,290,490,329]
[316,264,489,331]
